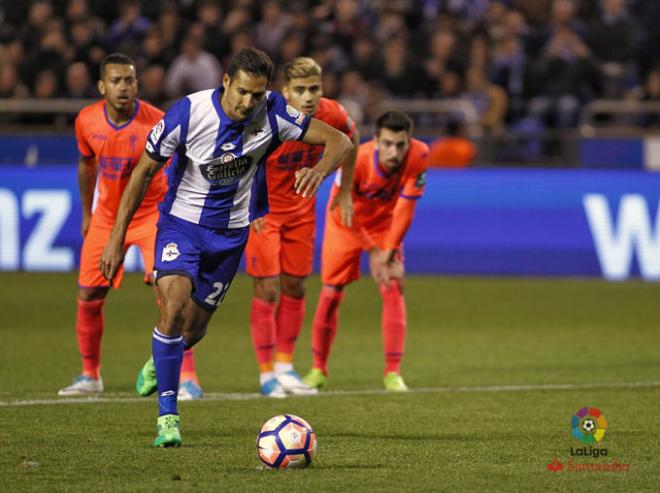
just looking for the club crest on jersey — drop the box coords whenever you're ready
[200,153,253,186]
[161,242,180,262]
[416,171,427,188]
[149,119,165,144]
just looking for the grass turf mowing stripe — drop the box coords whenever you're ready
[2,380,659,407]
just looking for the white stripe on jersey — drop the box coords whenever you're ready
[227,113,275,228]
[169,90,219,224]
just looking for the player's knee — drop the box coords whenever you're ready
[281,276,306,299]
[78,287,109,301]
[253,277,279,302]
[158,299,188,332]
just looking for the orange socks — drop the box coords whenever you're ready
[310,287,344,375]
[76,298,105,379]
[275,294,306,356]
[250,297,277,366]
[380,282,407,375]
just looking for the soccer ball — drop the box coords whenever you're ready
[257,414,317,469]
[582,418,596,433]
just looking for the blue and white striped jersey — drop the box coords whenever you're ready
[145,87,310,228]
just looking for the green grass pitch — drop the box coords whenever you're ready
[0,272,659,492]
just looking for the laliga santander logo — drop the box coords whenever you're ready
[571,407,607,445]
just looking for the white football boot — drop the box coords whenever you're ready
[58,375,104,396]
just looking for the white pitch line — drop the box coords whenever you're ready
[1,380,659,408]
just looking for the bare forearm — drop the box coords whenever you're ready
[111,154,162,240]
[339,130,359,193]
[314,132,352,177]
[77,159,96,216]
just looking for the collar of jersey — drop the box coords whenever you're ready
[213,87,258,128]
[103,99,140,131]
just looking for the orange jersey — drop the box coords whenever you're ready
[266,97,356,217]
[74,99,167,223]
[329,138,429,235]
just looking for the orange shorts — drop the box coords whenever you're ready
[245,213,315,278]
[78,214,158,289]
[321,211,390,286]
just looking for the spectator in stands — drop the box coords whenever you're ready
[164,33,221,98]
[491,33,526,122]
[255,0,290,59]
[156,5,185,54]
[350,35,382,82]
[428,119,477,168]
[65,62,95,98]
[138,28,174,69]
[196,1,227,62]
[463,66,508,134]
[278,31,306,66]
[20,0,54,56]
[109,0,151,52]
[139,64,168,108]
[382,38,426,98]
[424,30,463,87]
[588,0,639,98]
[0,63,29,99]
[527,24,594,128]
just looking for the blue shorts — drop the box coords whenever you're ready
[154,213,249,312]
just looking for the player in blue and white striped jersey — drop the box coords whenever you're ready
[100,48,353,448]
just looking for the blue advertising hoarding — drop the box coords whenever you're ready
[1,166,659,280]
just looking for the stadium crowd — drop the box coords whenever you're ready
[0,0,659,130]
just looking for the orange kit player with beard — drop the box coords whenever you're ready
[58,53,202,400]
[244,57,359,397]
[303,111,429,392]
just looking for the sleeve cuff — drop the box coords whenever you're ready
[146,148,170,163]
[297,116,312,141]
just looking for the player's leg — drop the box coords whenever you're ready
[245,217,286,397]
[128,217,203,400]
[59,222,120,396]
[303,218,362,389]
[151,273,192,448]
[141,213,203,447]
[274,216,316,394]
[381,273,408,392]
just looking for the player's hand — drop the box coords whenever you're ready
[387,257,405,282]
[100,235,125,285]
[294,167,324,198]
[368,248,390,286]
[330,189,353,227]
[251,216,267,233]
[81,213,91,238]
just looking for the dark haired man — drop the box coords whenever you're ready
[100,48,353,447]
[303,111,429,393]
[58,53,202,399]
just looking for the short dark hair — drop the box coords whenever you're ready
[100,53,136,79]
[227,48,274,83]
[375,110,413,135]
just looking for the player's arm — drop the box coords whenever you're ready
[329,127,360,227]
[77,155,97,237]
[294,118,352,198]
[100,151,166,282]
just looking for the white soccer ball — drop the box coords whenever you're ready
[582,418,596,433]
[257,414,317,469]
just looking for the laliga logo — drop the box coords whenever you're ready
[570,407,608,458]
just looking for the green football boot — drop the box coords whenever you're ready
[302,368,327,390]
[384,372,409,392]
[153,414,182,448]
[136,356,157,397]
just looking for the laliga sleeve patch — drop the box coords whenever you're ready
[149,119,165,144]
[161,242,180,262]
[286,105,306,126]
[415,171,427,188]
